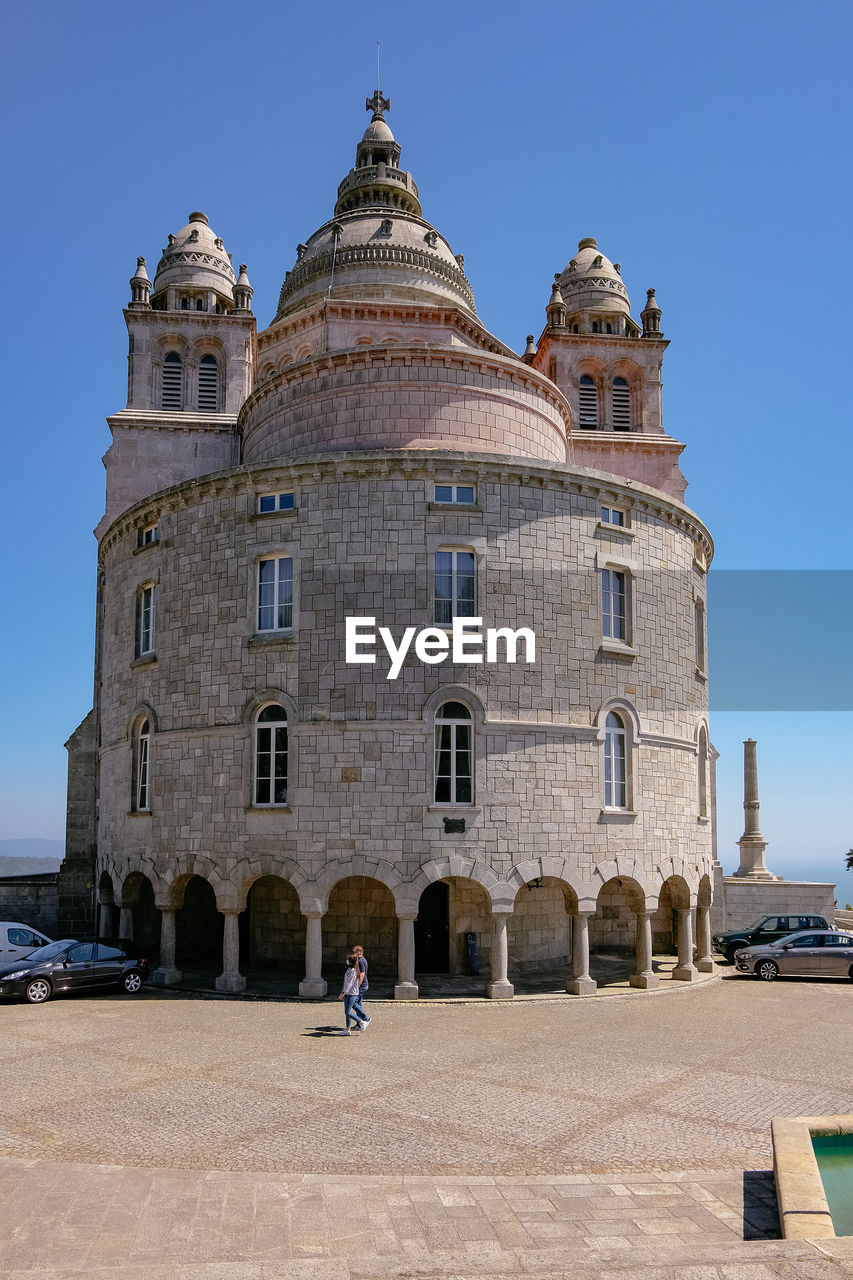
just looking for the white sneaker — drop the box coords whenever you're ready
[340,1029,352,1035]
[362,1017,371,1029]
[358,1020,367,1030]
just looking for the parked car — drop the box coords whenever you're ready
[0,938,150,1004]
[735,930,853,981]
[713,914,830,963]
[0,922,52,967]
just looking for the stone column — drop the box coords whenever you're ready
[672,907,698,981]
[215,909,246,993]
[567,911,597,995]
[486,910,514,999]
[152,907,181,986]
[98,901,113,937]
[734,738,777,879]
[695,903,715,972]
[298,911,327,998]
[629,910,659,988]
[395,913,418,1001]
[119,907,134,940]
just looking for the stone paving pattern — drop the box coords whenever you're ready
[1,976,852,1278]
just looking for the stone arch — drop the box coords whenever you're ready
[230,855,306,910]
[654,873,692,953]
[408,856,499,914]
[656,857,699,903]
[508,874,576,974]
[308,856,403,915]
[323,875,397,981]
[98,869,116,906]
[175,874,223,969]
[155,333,190,356]
[126,702,158,740]
[240,689,299,726]
[421,685,487,729]
[414,874,494,979]
[242,875,305,973]
[697,872,713,910]
[590,873,647,957]
[120,870,161,959]
[593,696,642,739]
[159,856,220,909]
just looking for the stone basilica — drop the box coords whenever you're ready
[60,92,715,998]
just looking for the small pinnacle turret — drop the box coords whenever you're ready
[129,257,151,309]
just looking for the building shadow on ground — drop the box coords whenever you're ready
[743,1170,781,1239]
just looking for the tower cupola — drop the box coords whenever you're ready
[233,263,254,315]
[151,211,237,313]
[128,256,151,308]
[336,90,420,216]
[558,237,631,322]
[641,287,663,337]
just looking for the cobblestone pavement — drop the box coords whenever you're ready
[1,975,851,1278]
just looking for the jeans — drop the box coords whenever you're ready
[343,993,360,1029]
[351,988,367,1023]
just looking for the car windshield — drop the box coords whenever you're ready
[19,940,75,962]
[745,917,775,931]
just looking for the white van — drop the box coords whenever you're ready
[0,923,52,966]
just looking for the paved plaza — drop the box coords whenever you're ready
[1,975,852,1278]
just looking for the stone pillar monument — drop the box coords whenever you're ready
[733,738,778,880]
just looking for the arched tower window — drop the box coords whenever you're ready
[134,719,151,812]
[604,712,627,809]
[612,377,631,431]
[198,354,219,412]
[254,704,288,806]
[161,352,182,410]
[434,701,473,804]
[579,375,599,427]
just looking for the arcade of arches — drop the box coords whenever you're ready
[100,866,715,998]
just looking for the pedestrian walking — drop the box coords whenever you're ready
[351,943,371,1029]
[337,954,362,1035]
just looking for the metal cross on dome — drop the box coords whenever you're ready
[366,89,390,118]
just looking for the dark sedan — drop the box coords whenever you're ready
[0,938,151,1004]
[735,930,853,981]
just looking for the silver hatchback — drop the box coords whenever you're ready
[736,930,853,982]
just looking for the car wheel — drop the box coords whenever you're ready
[756,960,779,981]
[25,977,52,1004]
[122,970,143,995]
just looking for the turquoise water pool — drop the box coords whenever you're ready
[813,1134,853,1236]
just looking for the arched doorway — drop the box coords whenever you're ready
[414,881,450,972]
[508,877,574,975]
[414,877,492,994]
[98,871,118,936]
[121,872,161,961]
[242,876,304,975]
[175,876,223,971]
[323,877,397,987]
[591,876,647,986]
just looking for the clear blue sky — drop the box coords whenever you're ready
[1,1,850,897]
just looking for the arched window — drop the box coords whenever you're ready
[612,377,631,431]
[134,719,151,812]
[579,375,598,427]
[198,354,219,411]
[604,712,627,809]
[434,701,473,804]
[161,352,182,410]
[697,727,708,818]
[255,704,288,806]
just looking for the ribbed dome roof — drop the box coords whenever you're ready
[362,116,395,143]
[558,237,630,315]
[152,211,236,302]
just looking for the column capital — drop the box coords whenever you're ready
[396,912,418,922]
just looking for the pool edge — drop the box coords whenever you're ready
[772,1114,853,1239]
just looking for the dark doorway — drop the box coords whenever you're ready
[415,881,450,973]
[176,876,223,966]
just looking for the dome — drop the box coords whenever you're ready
[151,211,236,305]
[362,116,394,143]
[558,237,630,316]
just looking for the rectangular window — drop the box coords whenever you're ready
[257,557,293,631]
[434,721,473,804]
[434,550,476,626]
[255,725,288,805]
[434,484,476,504]
[136,586,156,656]
[137,734,150,811]
[695,601,706,671]
[137,524,158,547]
[600,505,625,527]
[258,492,295,514]
[601,569,626,641]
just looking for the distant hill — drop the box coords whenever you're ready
[0,840,64,876]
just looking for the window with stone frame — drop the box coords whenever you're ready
[611,377,631,430]
[434,701,473,805]
[198,354,219,411]
[604,712,627,809]
[433,549,476,625]
[254,704,288,806]
[257,557,293,631]
[135,584,156,657]
[601,568,627,641]
[133,718,151,812]
[434,483,476,505]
